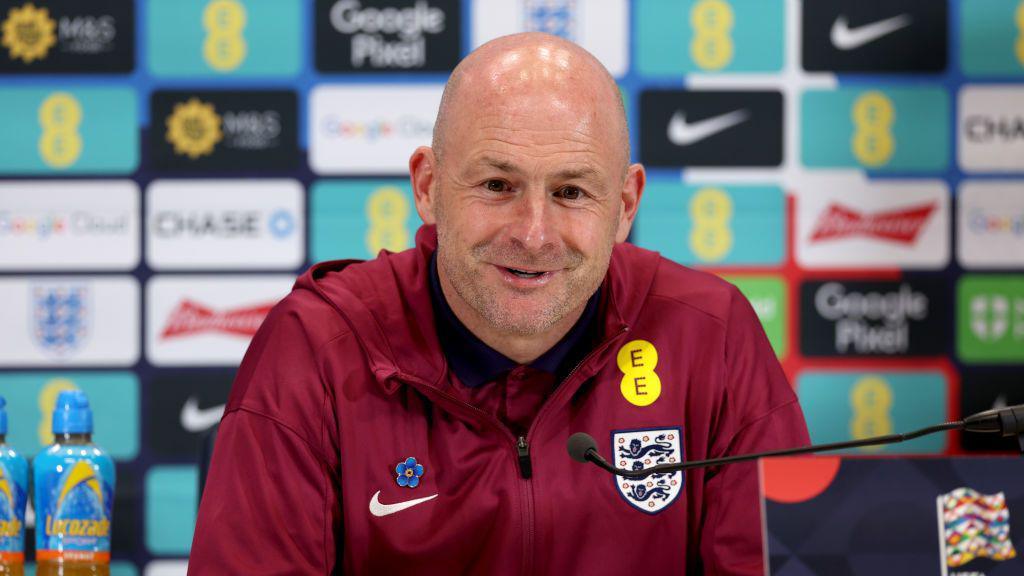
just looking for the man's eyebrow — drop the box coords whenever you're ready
[476,156,522,175]
[473,157,602,181]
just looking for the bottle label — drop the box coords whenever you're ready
[0,460,26,562]
[36,458,113,562]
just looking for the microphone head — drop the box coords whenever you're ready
[567,432,598,463]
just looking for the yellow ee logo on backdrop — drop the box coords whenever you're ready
[802,87,948,172]
[203,0,247,71]
[148,0,300,77]
[364,186,411,256]
[0,87,137,174]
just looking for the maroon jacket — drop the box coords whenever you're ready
[188,225,809,575]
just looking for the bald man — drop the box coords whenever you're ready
[189,33,809,576]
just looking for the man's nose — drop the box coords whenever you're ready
[509,188,555,252]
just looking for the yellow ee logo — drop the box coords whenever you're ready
[1016,1,1024,67]
[690,0,734,71]
[617,340,662,407]
[38,378,79,446]
[689,187,733,263]
[38,92,83,169]
[1,2,56,64]
[850,91,895,167]
[365,186,411,255]
[166,97,223,159]
[848,375,893,452]
[203,0,247,72]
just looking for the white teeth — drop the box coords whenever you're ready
[507,267,543,278]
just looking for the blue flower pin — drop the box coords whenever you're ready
[395,457,425,488]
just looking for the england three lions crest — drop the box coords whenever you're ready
[32,284,89,357]
[613,427,684,514]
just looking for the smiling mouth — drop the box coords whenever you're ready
[505,267,547,279]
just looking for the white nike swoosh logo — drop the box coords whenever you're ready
[666,109,750,146]
[369,490,438,517]
[830,14,913,51]
[179,396,225,433]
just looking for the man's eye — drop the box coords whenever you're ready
[556,186,583,200]
[485,180,509,192]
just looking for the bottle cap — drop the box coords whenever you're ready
[52,390,92,435]
[0,396,6,436]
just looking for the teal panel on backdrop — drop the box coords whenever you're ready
[633,182,784,266]
[960,0,1024,76]
[145,466,198,555]
[25,561,137,576]
[797,371,948,454]
[0,372,139,460]
[311,180,421,262]
[636,0,784,75]
[801,87,949,171]
[0,88,137,174]
[148,0,302,77]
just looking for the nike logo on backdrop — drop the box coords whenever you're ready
[666,109,750,146]
[180,396,225,432]
[369,490,438,517]
[830,14,913,50]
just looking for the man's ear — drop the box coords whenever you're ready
[409,146,437,224]
[615,163,646,243]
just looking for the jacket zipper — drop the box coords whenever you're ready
[400,324,629,576]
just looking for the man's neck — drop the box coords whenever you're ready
[437,265,585,365]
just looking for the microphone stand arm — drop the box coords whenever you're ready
[590,421,965,480]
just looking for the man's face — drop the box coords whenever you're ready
[429,92,633,337]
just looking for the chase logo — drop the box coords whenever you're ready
[151,90,297,172]
[796,371,948,454]
[0,0,133,73]
[960,0,1024,76]
[0,88,136,174]
[0,373,138,460]
[311,180,420,261]
[636,0,783,75]
[148,0,300,77]
[633,182,784,266]
[802,87,949,172]
[957,275,1024,364]
[802,0,946,72]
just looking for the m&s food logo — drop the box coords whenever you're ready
[1,2,56,63]
[165,97,223,159]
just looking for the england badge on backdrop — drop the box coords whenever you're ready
[32,284,89,357]
[613,428,684,514]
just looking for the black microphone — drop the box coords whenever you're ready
[567,404,1024,480]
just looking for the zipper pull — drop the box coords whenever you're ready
[517,436,532,479]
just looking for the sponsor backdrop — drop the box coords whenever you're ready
[0,0,1022,573]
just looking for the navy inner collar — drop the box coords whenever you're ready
[429,253,600,388]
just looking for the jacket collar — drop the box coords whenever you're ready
[297,225,661,394]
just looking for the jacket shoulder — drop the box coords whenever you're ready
[642,250,743,327]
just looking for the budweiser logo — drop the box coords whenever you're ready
[161,299,273,339]
[810,202,937,244]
